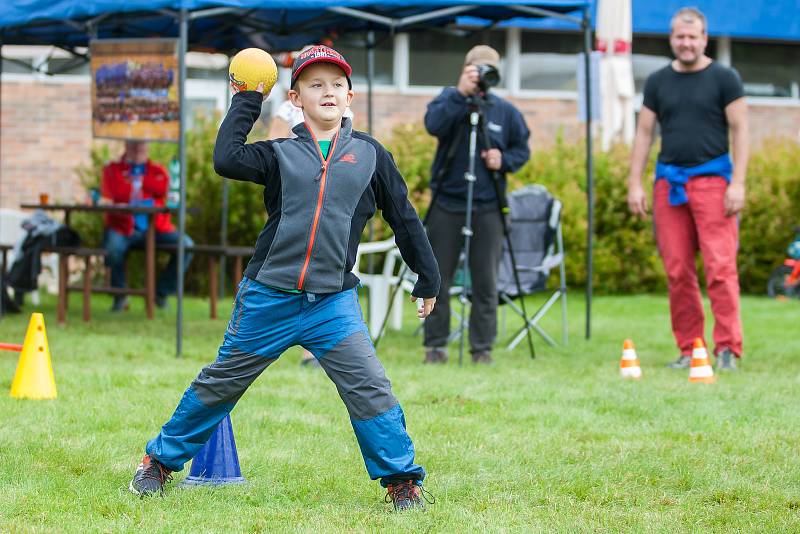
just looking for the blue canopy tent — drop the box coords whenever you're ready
[462,0,800,41]
[0,0,596,353]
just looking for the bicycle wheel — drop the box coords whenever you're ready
[767,265,798,299]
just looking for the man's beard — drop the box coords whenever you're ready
[674,50,701,67]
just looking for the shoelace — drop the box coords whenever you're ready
[142,458,173,487]
[384,481,436,506]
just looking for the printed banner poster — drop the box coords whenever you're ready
[90,39,179,141]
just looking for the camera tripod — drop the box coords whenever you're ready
[373,92,535,363]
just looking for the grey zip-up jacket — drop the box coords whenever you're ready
[213,91,440,298]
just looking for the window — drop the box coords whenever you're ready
[520,30,582,91]
[732,40,800,98]
[1,58,35,74]
[47,57,90,75]
[631,37,671,93]
[187,67,226,81]
[185,98,217,130]
[409,29,506,87]
[330,33,394,85]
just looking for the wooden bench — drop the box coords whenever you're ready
[0,245,12,309]
[0,244,12,277]
[157,244,254,319]
[43,246,111,324]
[1,244,102,323]
[15,243,253,324]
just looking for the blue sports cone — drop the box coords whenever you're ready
[181,415,246,486]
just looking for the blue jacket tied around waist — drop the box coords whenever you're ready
[656,153,733,206]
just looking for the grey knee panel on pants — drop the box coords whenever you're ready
[318,331,398,420]
[192,349,276,406]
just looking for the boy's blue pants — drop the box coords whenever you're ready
[146,278,425,486]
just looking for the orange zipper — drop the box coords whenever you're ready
[297,127,340,290]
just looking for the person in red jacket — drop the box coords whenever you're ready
[101,140,193,311]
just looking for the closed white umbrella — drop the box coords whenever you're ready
[596,0,635,151]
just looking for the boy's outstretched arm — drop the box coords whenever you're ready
[371,144,441,315]
[213,90,276,185]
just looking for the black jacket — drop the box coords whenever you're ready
[425,87,531,213]
[213,91,440,298]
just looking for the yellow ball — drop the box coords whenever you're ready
[228,48,278,93]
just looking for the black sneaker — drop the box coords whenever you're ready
[423,348,448,364]
[667,354,691,369]
[129,454,173,497]
[155,295,168,309]
[385,480,433,511]
[715,348,738,371]
[111,296,129,312]
[471,350,494,365]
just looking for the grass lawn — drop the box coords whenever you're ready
[0,290,798,532]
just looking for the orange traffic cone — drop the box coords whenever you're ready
[619,339,642,379]
[10,313,57,399]
[688,338,715,384]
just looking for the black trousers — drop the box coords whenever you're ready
[423,204,504,353]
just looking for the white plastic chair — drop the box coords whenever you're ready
[353,238,408,337]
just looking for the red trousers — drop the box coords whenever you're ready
[653,177,743,357]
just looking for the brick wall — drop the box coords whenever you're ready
[2,78,799,210]
[1,79,93,210]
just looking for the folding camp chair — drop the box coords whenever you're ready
[374,185,566,351]
[497,184,567,349]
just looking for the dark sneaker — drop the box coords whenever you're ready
[111,296,129,312]
[423,347,448,364]
[715,348,738,371]
[385,480,433,511]
[667,354,691,369]
[129,454,173,497]
[155,295,168,309]
[471,350,494,365]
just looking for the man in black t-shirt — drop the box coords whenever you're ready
[627,7,749,371]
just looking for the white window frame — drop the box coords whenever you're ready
[397,26,584,99]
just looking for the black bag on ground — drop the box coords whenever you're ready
[7,224,81,293]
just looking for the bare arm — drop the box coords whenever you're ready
[627,106,658,217]
[724,97,749,216]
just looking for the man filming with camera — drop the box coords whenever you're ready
[422,45,531,365]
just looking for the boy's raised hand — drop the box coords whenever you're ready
[230,81,270,101]
[411,296,437,318]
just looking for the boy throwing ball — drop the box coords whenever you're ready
[129,45,440,511]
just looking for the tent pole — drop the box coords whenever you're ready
[176,8,188,357]
[366,30,375,135]
[220,177,229,298]
[220,76,230,299]
[365,30,376,320]
[582,6,594,340]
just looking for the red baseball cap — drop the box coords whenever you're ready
[291,45,353,89]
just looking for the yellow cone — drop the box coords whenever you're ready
[10,313,57,399]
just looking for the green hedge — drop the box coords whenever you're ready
[73,116,800,295]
